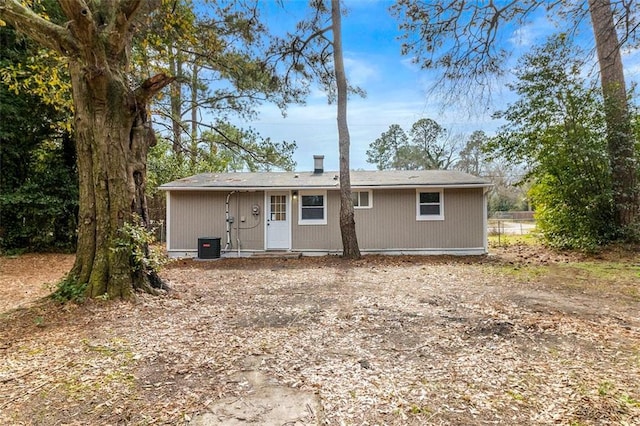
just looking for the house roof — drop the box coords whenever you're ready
[160,169,491,191]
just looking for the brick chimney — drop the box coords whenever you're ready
[313,155,324,174]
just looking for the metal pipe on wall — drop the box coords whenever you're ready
[224,191,236,252]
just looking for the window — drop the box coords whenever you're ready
[270,195,286,221]
[351,190,372,209]
[416,189,444,220]
[299,191,327,225]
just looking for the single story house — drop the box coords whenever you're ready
[159,155,492,257]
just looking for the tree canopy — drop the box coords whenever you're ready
[392,0,639,237]
[366,118,458,170]
[0,22,77,252]
[488,35,616,249]
[0,0,320,299]
[134,0,300,173]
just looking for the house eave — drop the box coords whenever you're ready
[159,183,492,191]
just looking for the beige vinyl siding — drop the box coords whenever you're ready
[352,188,484,250]
[168,186,485,254]
[290,188,485,251]
[291,191,342,251]
[229,191,265,250]
[168,191,264,251]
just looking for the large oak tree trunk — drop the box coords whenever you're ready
[69,63,169,299]
[332,0,361,259]
[589,0,639,229]
[0,0,175,299]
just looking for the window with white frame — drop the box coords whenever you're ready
[351,190,372,209]
[299,191,327,225]
[416,189,444,220]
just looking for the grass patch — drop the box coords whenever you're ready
[567,261,639,281]
[494,264,548,282]
[507,389,526,401]
[488,241,639,299]
[550,262,640,300]
[488,233,540,247]
[408,404,432,415]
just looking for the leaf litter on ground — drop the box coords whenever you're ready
[0,246,638,425]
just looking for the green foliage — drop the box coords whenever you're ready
[488,35,616,250]
[202,122,297,172]
[456,130,488,175]
[147,139,192,197]
[529,177,614,251]
[0,1,72,128]
[114,216,167,274]
[147,122,297,196]
[52,275,87,303]
[0,25,77,252]
[366,118,457,170]
[134,0,301,172]
[366,124,408,170]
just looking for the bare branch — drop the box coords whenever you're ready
[392,0,545,105]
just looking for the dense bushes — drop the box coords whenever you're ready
[0,27,77,252]
[489,35,637,250]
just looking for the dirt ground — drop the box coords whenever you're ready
[1,245,639,425]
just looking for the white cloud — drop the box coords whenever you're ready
[241,89,500,171]
[400,56,420,71]
[622,46,640,81]
[508,14,555,48]
[344,56,379,86]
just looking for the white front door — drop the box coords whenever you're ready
[266,191,290,250]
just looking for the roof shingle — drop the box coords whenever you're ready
[160,169,491,190]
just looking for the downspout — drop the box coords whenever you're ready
[224,191,236,252]
[236,192,241,256]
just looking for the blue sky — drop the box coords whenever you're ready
[236,1,640,172]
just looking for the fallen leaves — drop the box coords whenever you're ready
[0,252,639,425]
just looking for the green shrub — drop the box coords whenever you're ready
[52,275,87,302]
[113,215,167,274]
[529,175,615,251]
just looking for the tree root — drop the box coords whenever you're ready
[133,270,171,296]
[149,270,171,291]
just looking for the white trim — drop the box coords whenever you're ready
[483,187,489,253]
[167,249,197,258]
[165,192,171,252]
[352,189,373,209]
[416,188,444,221]
[298,190,328,225]
[167,247,488,259]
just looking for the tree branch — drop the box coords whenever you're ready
[107,0,145,56]
[58,0,97,46]
[118,0,143,21]
[135,73,175,105]
[0,0,79,55]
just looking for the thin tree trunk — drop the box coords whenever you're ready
[190,63,200,169]
[332,0,361,259]
[588,0,639,229]
[169,46,183,162]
